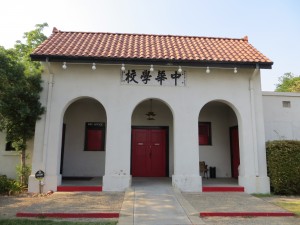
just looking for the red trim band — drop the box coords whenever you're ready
[200,212,295,217]
[16,212,119,218]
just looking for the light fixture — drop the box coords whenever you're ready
[92,63,96,70]
[150,64,154,72]
[178,66,182,74]
[206,66,210,74]
[121,63,125,72]
[62,62,67,70]
[234,67,237,74]
[145,99,156,120]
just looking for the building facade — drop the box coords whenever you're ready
[1,29,282,193]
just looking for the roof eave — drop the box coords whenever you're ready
[30,54,273,69]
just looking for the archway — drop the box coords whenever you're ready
[198,101,239,179]
[131,99,174,177]
[61,97,107,179]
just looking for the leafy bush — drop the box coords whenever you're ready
[16,164,31,186]
[266,140,300,195]
[0,175,24,195]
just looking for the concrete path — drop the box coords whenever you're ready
[118,178,205,225]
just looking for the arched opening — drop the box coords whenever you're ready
[61,97,107,181]
[198,101,239,181]
[131,99,174,177]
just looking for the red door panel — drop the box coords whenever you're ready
[230,126,240,178]
[150,129,166,177]
[132,129,149,176]
[132,128,166,177]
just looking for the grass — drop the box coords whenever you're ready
[253,193,300,216]
[275,200,300,216]
[0,219,117,225]
[252,193,274,198]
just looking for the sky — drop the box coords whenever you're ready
[1,0,299,91]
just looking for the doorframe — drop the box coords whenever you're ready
[229,126,239,178]
[131,126,169,177]
[60,123,66,175]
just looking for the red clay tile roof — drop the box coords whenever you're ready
[31,28,273,69]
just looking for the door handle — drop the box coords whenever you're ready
[149,150,152,158]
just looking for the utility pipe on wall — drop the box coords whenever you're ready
[249,64,259,177]
[42,58,54,173]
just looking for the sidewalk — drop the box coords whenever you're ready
[118,179,204,225]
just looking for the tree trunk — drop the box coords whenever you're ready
[20,139,26,186]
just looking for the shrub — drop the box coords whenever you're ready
[0,175,24,195]
[16,164,31,186]
[266,140,300,195]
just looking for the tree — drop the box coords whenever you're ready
[0,23,47,185]
[15,23,48,77]
[275,72,300,92]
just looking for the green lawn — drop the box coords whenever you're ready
[275,200,300,216]
[252,194,300,216]
[0,219,117,225]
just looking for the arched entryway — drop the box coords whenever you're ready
[61,97,107,178]
[198,101,240,179]
[131,99,174,177]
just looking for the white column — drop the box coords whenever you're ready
[238,87,270,194]
[172,111,202,192]
[28,116,46,193]
[102,106,132,191]
[29,72,62,193]
[238,115,257,193]
[253,72,270,193]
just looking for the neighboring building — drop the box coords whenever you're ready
[2,28,294,194]
[263,91,300,141]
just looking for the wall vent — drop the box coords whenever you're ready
[282,101,291,108]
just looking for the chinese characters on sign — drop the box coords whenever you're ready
[121,69,186,87]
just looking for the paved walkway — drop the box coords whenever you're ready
[118,178,204,225]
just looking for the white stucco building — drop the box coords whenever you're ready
[2,28,298,194]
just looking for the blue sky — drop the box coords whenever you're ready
[1,0,299,91]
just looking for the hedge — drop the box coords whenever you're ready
[266,140,300,195]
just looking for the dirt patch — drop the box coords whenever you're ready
[0,193,48,218]
[0,191,124,220]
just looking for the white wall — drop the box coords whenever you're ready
[263,92,300,141]
[28,63,269,193]
[0,132,33,179]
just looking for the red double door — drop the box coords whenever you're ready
[131,128,167,177]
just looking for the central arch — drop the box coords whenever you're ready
[131,98,174,177]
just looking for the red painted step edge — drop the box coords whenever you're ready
[202,186,244,192]
[200,212,295,217]
[16,212,119,218]
[57,186,102,192]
